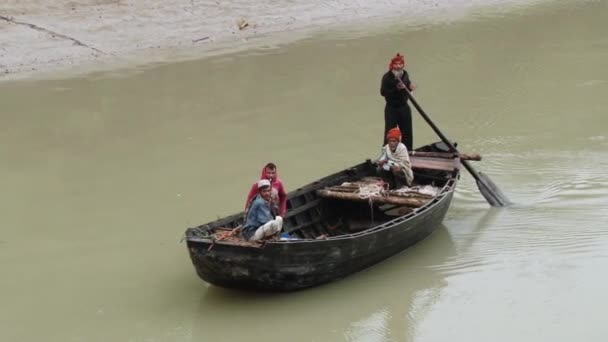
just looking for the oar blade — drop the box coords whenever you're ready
[475,172,511,207]
[404,89,512,207]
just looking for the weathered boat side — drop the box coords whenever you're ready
[187,187,454,290]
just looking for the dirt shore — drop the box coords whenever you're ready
[0,0,552,81]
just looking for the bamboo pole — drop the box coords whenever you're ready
[316,189,427,207]
[409,151,482,161]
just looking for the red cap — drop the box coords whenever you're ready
[386,127,402,140]
[389,53,405,70]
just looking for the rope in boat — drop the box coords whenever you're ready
[356,183,385,199]
[215,227,241,241]
[391,184,439,197]
[355,182,388,226]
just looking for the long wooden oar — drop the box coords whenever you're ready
[403,87,511,206]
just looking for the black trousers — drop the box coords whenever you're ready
[383,103,413,151]
[376,167,407,190]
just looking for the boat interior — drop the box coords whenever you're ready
[187,143,462,242]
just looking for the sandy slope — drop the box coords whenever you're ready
[0,0,553,81]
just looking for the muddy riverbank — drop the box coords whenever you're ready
[1,0,554,81]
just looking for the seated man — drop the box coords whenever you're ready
[244,162,287,217]
[376,127,414,189]
[242,179,283,241]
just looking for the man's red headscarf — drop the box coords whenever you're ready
[386,127,402,140]
[389,53,405,70]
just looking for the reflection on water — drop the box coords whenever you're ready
[195,227,457,342]
[1,1,608,341]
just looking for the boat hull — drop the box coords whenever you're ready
[186,187,454,291]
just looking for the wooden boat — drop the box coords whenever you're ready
[185,142,467,291]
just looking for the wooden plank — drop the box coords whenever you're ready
[409,151,481,161]
[316,189,427,207]
[410,156,461,171]
[325,185,433,200]
[285,220,316,234]
[284,199,321,219]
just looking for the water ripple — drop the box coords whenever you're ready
[438,201,608,277]
[459,149,608,207]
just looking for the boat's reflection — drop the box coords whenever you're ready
[193,209,496,341]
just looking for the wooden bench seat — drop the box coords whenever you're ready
[410,156,461,172]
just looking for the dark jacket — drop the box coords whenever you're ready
[380,70,412,107]
[242,195,276,240]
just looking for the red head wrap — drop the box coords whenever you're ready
[389,53,405,70]
[386,127,402,141]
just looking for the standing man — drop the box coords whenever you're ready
[380,53,417,151]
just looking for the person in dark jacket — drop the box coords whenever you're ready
[380,53,417,151]
[242,179,283,241]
